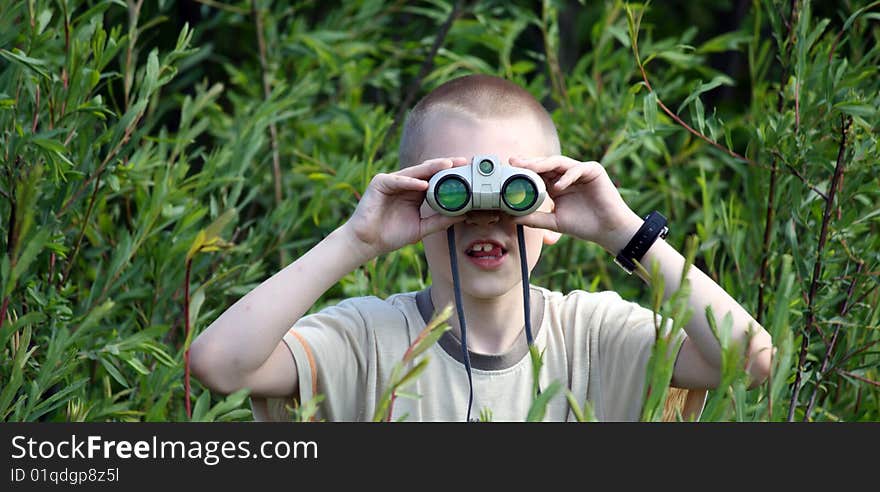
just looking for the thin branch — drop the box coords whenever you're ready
[59,167,104,286]
[251,0,285,266]
[57,119,137,217]
[123,0,144,111]
[541,0,570,111]
[0,296,7,333]
[788,115,853,421]
[758,0,799,323]
[184,258,193,419]
[195,0,249,14]
[836,369,880,388]
[782,160,829,201]
[804,261,863,421]
[31,84,40,132]
[379,0,467,159]
[252,0,283,208]
[632,34,762,169]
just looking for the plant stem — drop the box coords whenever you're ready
[758,0,799,324]
[31,84,39,132]
[788,115,852,421]
[251,0,284,220]
[836,369,880,388]
[804,261,862,421]
[60,167,104,286]
[124,0,144,111]
[0,296,9,334]
[184,257,193,419]
[379,0,467,159]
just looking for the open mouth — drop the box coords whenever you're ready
[464,240,508,269]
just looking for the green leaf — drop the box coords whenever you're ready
[677,76,734,114]
[393,358,430,392]
[643,91,657,132]
[124,356,150,376]
[203,388,251,422]
[7,229,50,296]
[191,390,211,421]
[99,357,129,389]
[0,48,50,78]
[526,381,562,422]
[834,102,876,118]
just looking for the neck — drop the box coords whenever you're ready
[429,282,529,355]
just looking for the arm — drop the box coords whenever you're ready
[509,155,772,390]
[604,213,772,389]
[189,158,466,398]
[189,225,372,397]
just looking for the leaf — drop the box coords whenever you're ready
[191,390,211,421]
[0,325,33,417]
[643,91,657,132]
[6,229,50,296]
[697,30,751,53]
[99,356,129,389]
[186,209,237,261]
[834,102,876,118]
[203,388,251,422]
[0,48,50,78]
[526,381,562,422]
[393,358,430,392]
[124,356,150,376]
[677,75,734,114]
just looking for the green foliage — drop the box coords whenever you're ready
[372,305,452,422]
[1,0,878,421]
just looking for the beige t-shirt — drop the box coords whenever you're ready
[251,285,686,422]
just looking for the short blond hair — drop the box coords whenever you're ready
[398,74,560,168]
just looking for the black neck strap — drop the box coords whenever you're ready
[442,224,539,422]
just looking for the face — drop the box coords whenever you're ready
[418,112,559,300]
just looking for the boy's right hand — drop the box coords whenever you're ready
[344,157,469,260]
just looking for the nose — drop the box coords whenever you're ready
[464,210,501,226]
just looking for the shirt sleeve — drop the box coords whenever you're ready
[593,291,686,421]
[252,297,371,422]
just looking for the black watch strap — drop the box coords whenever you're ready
[614,211,669,274]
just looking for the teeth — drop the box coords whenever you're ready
[469,243,495,252]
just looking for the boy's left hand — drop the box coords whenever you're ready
[509,155,643,254]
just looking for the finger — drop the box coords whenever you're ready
[397,157,468,180]
[510,155,580,175]
[554,165,584,191]
[555,161,605,191]
[510,211,559,232]
[374,173,429,194]
[420,213,466,237]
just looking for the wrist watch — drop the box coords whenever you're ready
[613,211,669,275]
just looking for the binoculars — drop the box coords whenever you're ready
[425,155,546,217]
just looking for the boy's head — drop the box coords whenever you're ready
[399,74,562,300]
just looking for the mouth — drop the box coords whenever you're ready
[464,239,509,270]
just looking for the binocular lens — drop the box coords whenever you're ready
[479,159,494,175]
[502,177,538,211]
[435,176,470,211]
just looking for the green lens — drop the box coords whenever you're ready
[502,177,537,211]
[479,159,494,175]
[435,177,469,211]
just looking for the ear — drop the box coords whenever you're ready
[542,229,562,245]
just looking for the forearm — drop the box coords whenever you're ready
[638,239,770,367]
[605,214,772,375]
[191,223,372,378]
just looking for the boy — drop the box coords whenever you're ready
[190,74,772,422]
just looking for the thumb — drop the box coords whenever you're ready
[420,213,466,238]
[511,211,559,232]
